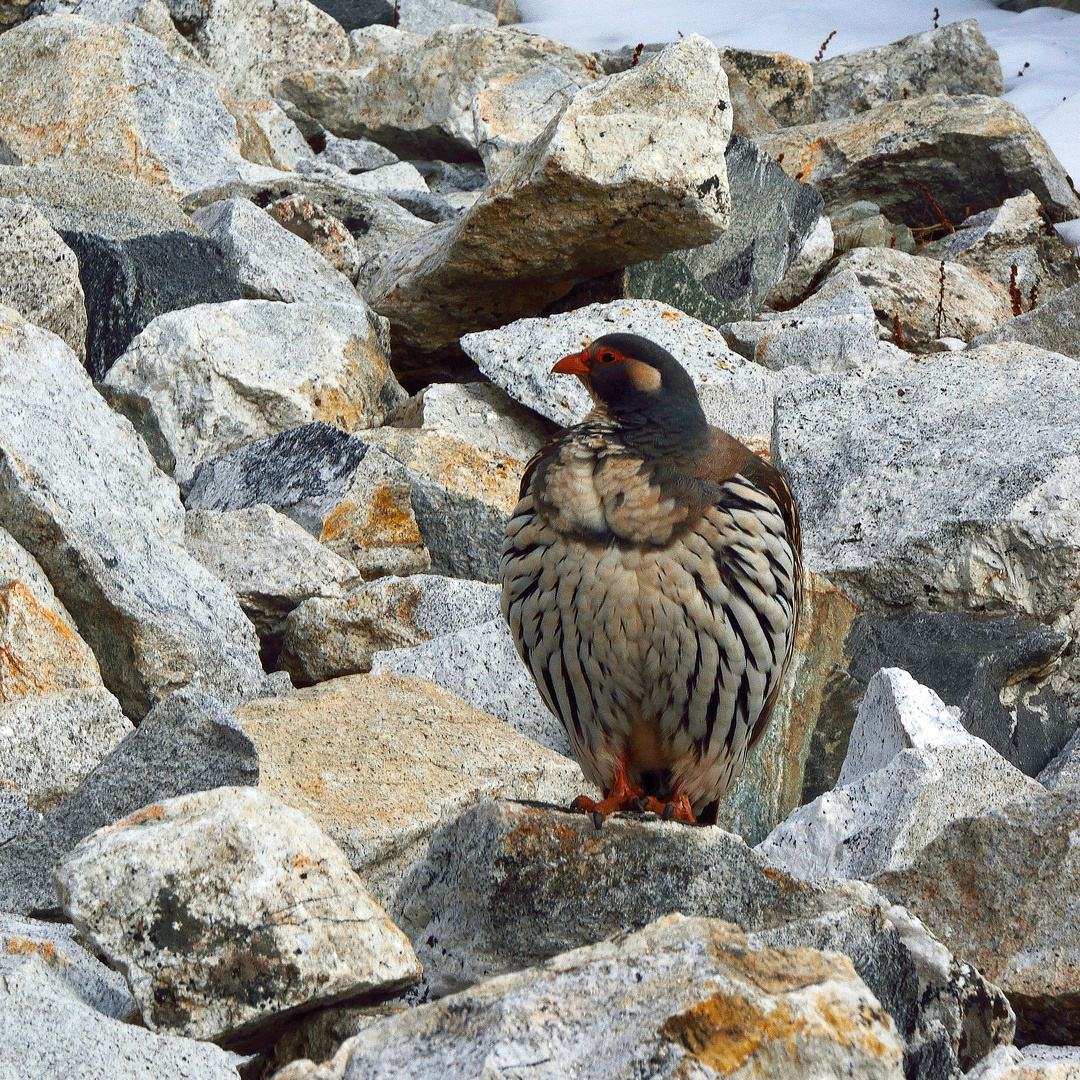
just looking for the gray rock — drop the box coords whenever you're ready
[756,669,1043,882]
[280,574,499,685]
[462,298,805,453]
[55,786,421,1048]
[396,0,496,34]
[0,16,244,198]
[772,342,1080,626]
[764,212,836,309]
[919,193,1079,304]
[757,95,1080,227]
[303,0,394,32]
[420,382,552,462]
[0,688,133,814]
[370,618,570,756]
[392,797,882,998]
[971,282,1080,358]
[364,36,732,355]
[104,299,404,484]
[1038,728,1080,790]
[832,201,917,256]
[182,423,430,580]
[720,47,815,129]
[0,684,259,917]
[184,505,364,642]
[0,311,268,720]
[279,24,596,162]
[274,913,903,1080]
[750,904,1015,1080]
[671,135,825,322]
[719,269,886,373]
[813,21,1003,120]
[319,133,400,174]
[877,788,1080,1045]
[0,953,247,1080]
[0,786,38,844]
[0,913,136,1020]
[965,1044,1080,1079]
[231,97,314,173]
[0,198,86,359]
[193,198,363,307]
[265,194,363,281]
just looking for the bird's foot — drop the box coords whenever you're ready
[570,790,696,825]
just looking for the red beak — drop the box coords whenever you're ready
[550,350,590,375]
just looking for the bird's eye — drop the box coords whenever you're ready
[598,350,617,363]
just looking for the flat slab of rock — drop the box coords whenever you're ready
[812,21,1002,120]
[364,35,733,354]
[235,674,595,908]
[0,309,267,719]
[420,381,552,462]
[877,788,1080,1045]
[56,786,421,1048]
[280,574,500,685]
[972,282,1080,359]
[0,684,259,917]
[104,298,405,484]
[393,797,880,997]
[0,16,243,197]
[275,913,904,1080]
[756,95,1080,227]
[462,298,805,455]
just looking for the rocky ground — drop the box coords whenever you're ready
[1,1,1079,1077]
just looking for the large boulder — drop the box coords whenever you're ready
[756,95,1080,227]
[0,17,244,198]
[364,36,733,356]
[972,282,1080,359]
[0,309,268,719]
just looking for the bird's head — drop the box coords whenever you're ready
[550,333,707,445]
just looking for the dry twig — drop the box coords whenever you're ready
[815,31,836,63]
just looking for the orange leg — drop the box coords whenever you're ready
[570,757,696,825]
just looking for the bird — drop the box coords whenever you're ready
[500,333,802,825]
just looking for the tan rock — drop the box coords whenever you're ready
[757,95,1080,227]
[235,674,594,907]
[722,47,814,128]
[230,98,314,173]
[266,195,362,282]
[364,35,732,355]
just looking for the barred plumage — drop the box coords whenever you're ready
[500,334,802,823]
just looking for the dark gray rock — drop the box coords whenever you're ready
[392,797,880,997]
[0,685,258,917]
[971,282,1080,358]
[307,0,394,30]
[0,786,39,845]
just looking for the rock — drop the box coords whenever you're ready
[876,788,1080,1045]
[0,953,248,1080]
[832,201,917,257]
[662,135,825,322]
[363,427,519,581]
[920,193,1080,305]
[279,574,500,685]
[0,684,259,917]
[419,381,552,462]
[275,913,904,1080]
[369,618,570,755]
[235,674,594,908]
[182,423,431,579]
[393,797,881,997]
[231,98,314,172]
[0,198,86,359]
[396,0,496,34]
[1038,728,1080,791]
[757,95,1080,227]
[103,299,404,484]
[318,133,399,174]
[0,786,38,845]
[461,299,806,456]
[0,688,133,814]
[55,786,421,1048]
[719,269,885,373]
[721,47,815,128]
[0,913,136,1020]
[750,903,1015,1080]
[0,17,244,198]
[266,194,362,281]
[764,213,836,309]
[971,282,1080,358]
[193,198,364,307]
[0,0,31,29]
[280,25,596,161]
[756,669,1044,882]
[306,0,394,31]
[966,1045,1080,1079]
[190,0,351,101]
[771,341,1080,627]
[184,505,364,645]
[364,35,733,355]
[824,247,1013,351]
[0,165,244,381]
[812,21,1003,121]
[0,309,268,719]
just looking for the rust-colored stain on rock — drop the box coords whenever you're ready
[321,484,423,548]
[5,937,67,966]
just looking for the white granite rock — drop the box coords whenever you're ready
[420,382,551,463]
[231,97,314,173]
[396,0,496,34]
[55,786,421,1044]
